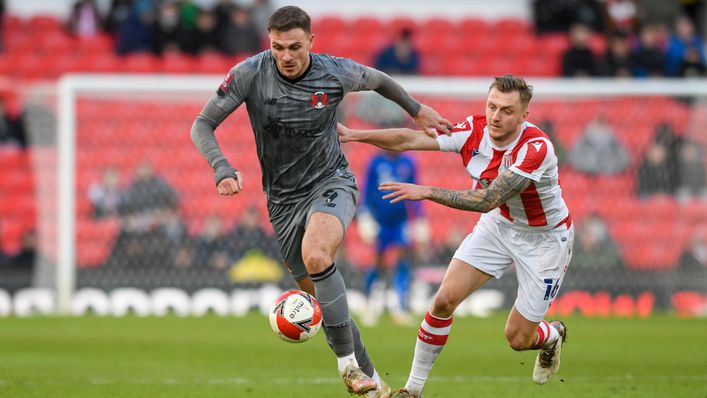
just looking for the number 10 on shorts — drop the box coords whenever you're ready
[543,278,560,301]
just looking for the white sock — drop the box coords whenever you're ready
[372,369,382,389]
[405,312,453,395]
[337,353,359,375]
[535,320,560,349]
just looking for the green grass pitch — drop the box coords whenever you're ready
[0,314,705,397]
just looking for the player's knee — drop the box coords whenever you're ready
[505,328,533,351]
[302,247,333,273]
[431,290,459,318]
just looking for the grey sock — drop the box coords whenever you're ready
[312,264,354,358]
[324,319,374,376]
[351,319,375,377]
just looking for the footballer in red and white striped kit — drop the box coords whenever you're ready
[338,75,573,397]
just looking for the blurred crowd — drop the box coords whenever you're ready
[534,0,707,78]
[65,0,272,56]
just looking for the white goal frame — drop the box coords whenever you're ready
[56,74,707,314]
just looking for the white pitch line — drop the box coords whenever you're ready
[0,374,703,387]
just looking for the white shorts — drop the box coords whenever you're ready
[453,213,574,322]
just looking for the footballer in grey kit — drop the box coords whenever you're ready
[191,5,451,397]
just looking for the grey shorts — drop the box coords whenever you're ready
[267,174,359,281]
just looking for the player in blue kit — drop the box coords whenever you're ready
[360,151,424,326]
[190,6,452,396]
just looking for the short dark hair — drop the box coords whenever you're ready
[268,6,311,33]
[489,74,533,107]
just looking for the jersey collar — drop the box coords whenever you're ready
[274,54,314,84]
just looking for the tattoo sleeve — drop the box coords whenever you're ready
[427,170,532,212]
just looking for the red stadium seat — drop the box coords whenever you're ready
[16,54,51,80]
[458,18,490,38]
[195,52,234,74]
[494,19,531,36]
[28,15,63,33]
[161,53,197,74]
[351,17,383,36]
[51,53,87,75]
[83,53,122,73]
[76,34,115,55]
[421,18,455,38]
[387,17,417,36]
[37,31,75,55]
[312,16,348,35]
[3,33,35,54]
[121,53,161,73]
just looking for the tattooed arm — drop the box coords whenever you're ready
[379,170,532,213]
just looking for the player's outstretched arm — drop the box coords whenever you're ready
[337,123,440,152]
[380,170,532,213]
[191,100,243,196]
[365,68,452,136]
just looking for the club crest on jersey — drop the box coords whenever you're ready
[502,154,513,168]
[310,91,328,109]
[217,72,234,96]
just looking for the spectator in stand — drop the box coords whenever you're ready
[561,24,598,77]
[104,161,181,269]
[226,206,277,261]
[173,238,194,269]
[104,0,134,36]
[120,161,178,219]
[536,119,566,165]
[430,226,466,267]
[637,141,678,197]
[679,228,707,270]
[213,0,235,36]
[180,9,220,55]
[0,0,5,52]
[116,6,152,55]
[149,1,184,55]
[680,47,707,77]
[0,220,9,266]
[572,214,624,269]
[0,229,37,292]
[604,0,637,34]
[569,116,629,175]
[532,0,605,34]
[9,230,37,270]
[67,0,102,38]
[88,167,125,219]
[179,0,200,31]
[600,32,632,77]
[636,0,681,29]
[630,24,666,77]
[665,16,706,77]
[374,28,420,75]
[195,214,231,269]
[220,6,262,55]
[250,0,274,35]
[0,95,27,149]
[676,140,707,200]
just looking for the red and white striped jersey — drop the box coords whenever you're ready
[436,115,570,230]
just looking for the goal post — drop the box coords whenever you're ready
[50,74,707,316]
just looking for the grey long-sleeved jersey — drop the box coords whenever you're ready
[191,50,420,204]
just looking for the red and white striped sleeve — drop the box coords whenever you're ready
[508,138,555,182]
[435,115,475,153]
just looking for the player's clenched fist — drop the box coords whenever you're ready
[216,170,243,196]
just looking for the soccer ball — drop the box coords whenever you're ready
[269,290,323,343]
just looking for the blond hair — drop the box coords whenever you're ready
[489,74,533,107]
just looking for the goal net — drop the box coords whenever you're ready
[8,75,707,317]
